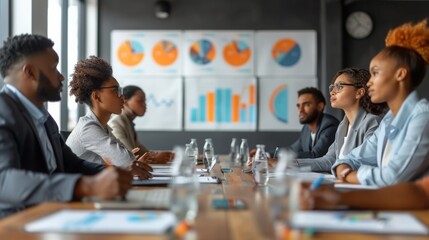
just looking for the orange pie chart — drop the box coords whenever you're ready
[152,40,178,66]
[223,40,251,67]
[117,40,144,67]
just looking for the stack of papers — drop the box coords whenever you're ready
[25,210,176,234]
[291,211,428,235]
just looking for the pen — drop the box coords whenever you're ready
[310,175,324,190]
[273,146,279,158]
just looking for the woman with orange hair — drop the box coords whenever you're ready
[332,19,429,186]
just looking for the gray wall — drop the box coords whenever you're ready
[98,0,429,153]
[343,1,429,98]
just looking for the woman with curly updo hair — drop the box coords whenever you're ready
[66,56,152,179]
[332,19,429,186]
[295,68,387,172]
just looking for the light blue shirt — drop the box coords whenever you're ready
[332,91,429,186]
[5,84,57,173]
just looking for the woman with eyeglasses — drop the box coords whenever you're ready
[332,19,429,186]
[108,85,174,164]
[66,56,152,179]
[294,68,387,172]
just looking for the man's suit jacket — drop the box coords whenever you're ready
[296,107,382,172]
[108,113,148,158]
[0,87,103,217]
[289,113,340,158]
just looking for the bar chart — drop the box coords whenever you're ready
[186,78,257,131]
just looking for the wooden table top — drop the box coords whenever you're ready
[1,157,428,240]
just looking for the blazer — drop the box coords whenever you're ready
[66,111,135,168]
[0,87,103,218]
[296,107,381,172]
[290,113,340,158]
[108,113,149,158]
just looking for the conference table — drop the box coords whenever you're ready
[1,156,429,240]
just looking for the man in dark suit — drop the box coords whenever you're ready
[0,34,135,218]
[290,87,339,158]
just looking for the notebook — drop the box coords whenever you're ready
[25,210,175,234]
[291,211,429,235]
[132,176,221,186]
[94,188,171,210]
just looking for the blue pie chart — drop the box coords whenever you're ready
[269,84,288,123]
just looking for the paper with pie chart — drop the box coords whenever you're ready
[116,77,182,131]
[256,31,316,77]
[111,30,182,77]
[259,77,317,131]
[184,31,254,76]
[185,77,256,131]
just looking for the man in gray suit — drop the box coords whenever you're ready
[0,34,134,218]
[289,87,339,158]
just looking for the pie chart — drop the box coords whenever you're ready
[223,40,251,67]
[269,84,288,123]
[272,39,301,67]
[190,39,216,65]
[152,40,178,66]
[117,40,144,67]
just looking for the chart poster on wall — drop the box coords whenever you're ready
[256,31,317,77]
[183,31,254,76]
[185,77,257,131]
[111,30,182,77]
[116,77,182,131]
[259,77,317,131]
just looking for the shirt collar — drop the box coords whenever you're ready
[5,84,49,124]
[383,91,420,140]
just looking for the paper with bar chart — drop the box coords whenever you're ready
[259,77,317,131]
[116,77,182,131]
[185,78,256,131]
[111,30,182,77]
[256,30,316,77]
[184,31,254,76]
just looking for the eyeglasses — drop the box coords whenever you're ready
[99,85,123,97]
[328,83,358,93]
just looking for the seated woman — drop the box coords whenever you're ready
[332,19,429,186]
[66,56,152,179]
[108,85,173,164]
[295,68,387,172]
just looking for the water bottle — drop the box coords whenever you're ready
[170,147,199,222]
[203,138,214,169]
[229,138,239,162]
[253,144,269,186]
[190,138,199,165]
[239,139,249,167]
[184,144,197,173]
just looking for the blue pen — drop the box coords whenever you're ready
[310,175,324,190]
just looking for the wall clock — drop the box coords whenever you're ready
[345,11,373,39]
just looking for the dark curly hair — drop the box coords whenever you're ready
[0,34,54,78]
[69,56,113,107]
[332,68,388,115]
[123,85,144,100]
[297,87,326,105]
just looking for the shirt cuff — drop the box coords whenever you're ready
[356,166,371,185]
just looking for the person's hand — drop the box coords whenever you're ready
[335,164,352,182]
[131,160,153,179]
[140,151,174,164]
[74,167,132,200]
[131,147,141,159]
[246,157,253,167]
[267,157,277,168]
[299,183,342,210]
[249,148,256,157]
